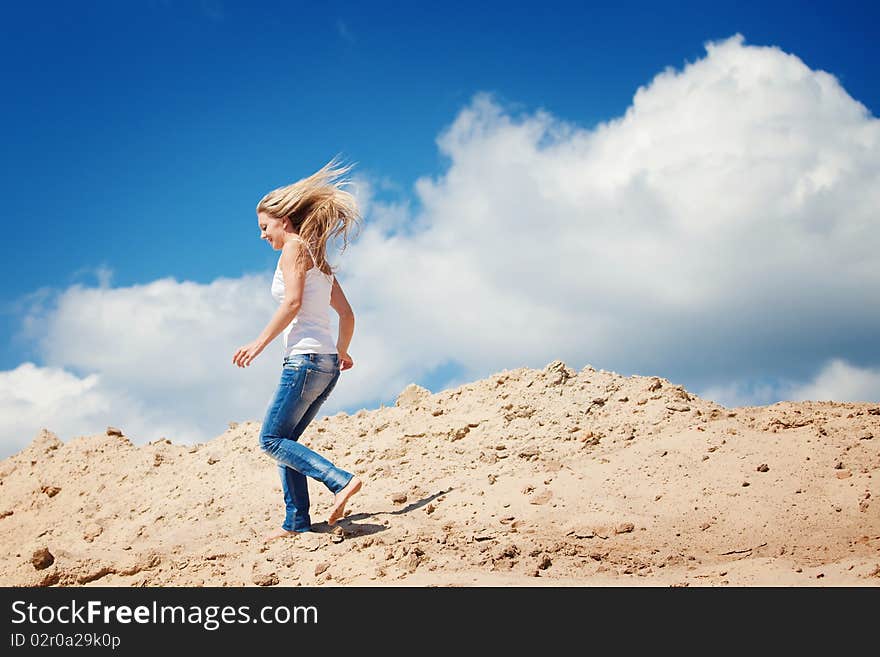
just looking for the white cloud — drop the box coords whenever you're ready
[0,363,133,455]
[4,33,879,458]
[344,33,879,385]
[0,359,271,458]
[787,359,880,403]
[698,358,880,407]
[23,275,277,392]
[348,173,413,238]
[696,379,784,409]
[68,264,114,289]
[3,273,373,458]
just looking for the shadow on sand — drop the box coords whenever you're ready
[320,487,453,537]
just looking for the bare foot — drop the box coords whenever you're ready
[328,476,362,525]
[263,527,305,542]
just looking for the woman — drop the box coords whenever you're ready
[232,156,362,541]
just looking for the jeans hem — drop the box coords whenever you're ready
[326,470,355,495]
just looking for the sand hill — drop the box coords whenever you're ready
[1,360,878,587]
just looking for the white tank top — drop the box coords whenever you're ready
[270,237,337,357]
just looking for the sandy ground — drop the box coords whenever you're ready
[2,360,878,587]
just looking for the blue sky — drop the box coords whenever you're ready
[1,1,878,457]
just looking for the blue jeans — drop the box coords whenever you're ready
[258,352,353,532]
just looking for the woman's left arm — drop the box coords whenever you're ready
[232,241,307,368]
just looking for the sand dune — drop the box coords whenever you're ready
[2,360,878,587]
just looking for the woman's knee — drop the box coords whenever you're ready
[259,431,278,454]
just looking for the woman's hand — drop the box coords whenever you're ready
[338,350,354,371]
[233,340,265,368]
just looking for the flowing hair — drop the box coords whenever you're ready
[256,154,362,276]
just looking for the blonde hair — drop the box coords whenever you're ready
[256,154,362,276]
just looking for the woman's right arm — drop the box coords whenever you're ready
[330,277,355,369]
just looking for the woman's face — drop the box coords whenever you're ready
[258,212,286,250]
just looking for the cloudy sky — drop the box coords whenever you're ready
[1,1,878,458]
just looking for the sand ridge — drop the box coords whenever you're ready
[1,360,878,587]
